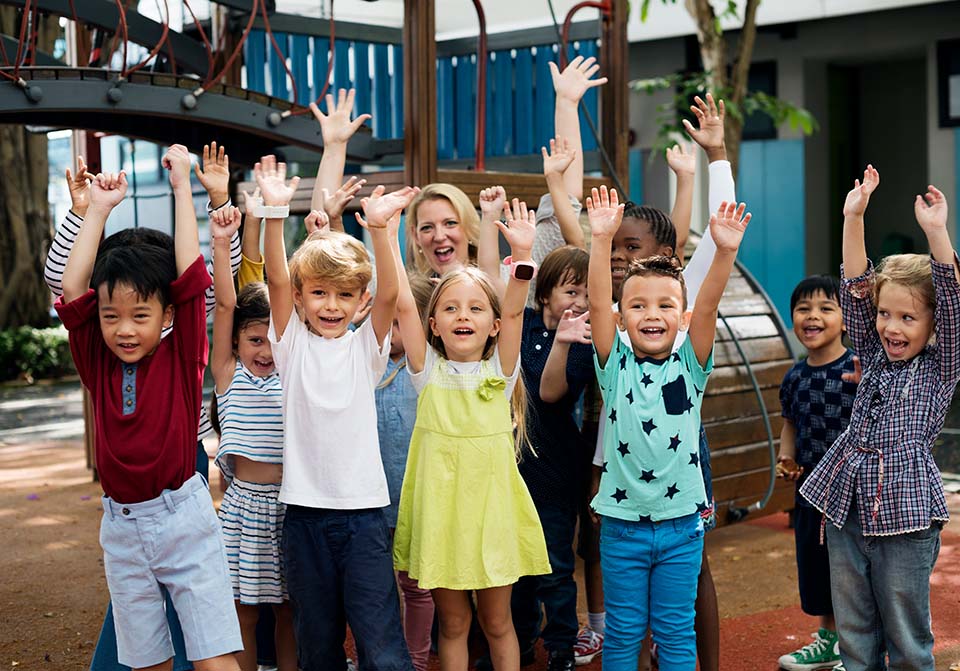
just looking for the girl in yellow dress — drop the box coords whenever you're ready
[390,197,551,671]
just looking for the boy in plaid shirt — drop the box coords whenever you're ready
[801,166,960,671]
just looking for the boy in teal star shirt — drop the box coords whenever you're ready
[585,186,751,670]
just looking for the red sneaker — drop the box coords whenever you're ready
[574,628,604,666]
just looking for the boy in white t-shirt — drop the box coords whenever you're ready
[258,154,419,670]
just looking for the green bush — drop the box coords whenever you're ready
[0,325,75,382]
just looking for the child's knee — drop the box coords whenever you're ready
[235,603,260,629]
[437,609,472,639]
[477,607,513,639]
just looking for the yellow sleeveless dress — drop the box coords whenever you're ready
[392,356,550,590]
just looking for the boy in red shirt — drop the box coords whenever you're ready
[55,146,242,671]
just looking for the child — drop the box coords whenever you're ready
[392,199,551,671]
[587,185,750,670]
[776,276,858,671]
[55,146,242,670]
[260,152,418,670]
[800,167,960,671]
[209,205,296,671]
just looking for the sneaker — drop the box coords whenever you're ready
[778,628,840,671]
[574,628,604,666]
[833,664,846,671]
[547,649,576,671]
[474,641,536,670]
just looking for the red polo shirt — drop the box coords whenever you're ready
[56,256,212,504]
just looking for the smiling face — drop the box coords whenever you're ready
[97,282,173,363]
[791,290,844,356]
[429,278,501,362]
[236,321,274,376]
[618,273,688,360]
[541,273,589,330]
[294,278,368,339]
[875,282,934,362]
[611,217,674,298]
[415,198,470,276]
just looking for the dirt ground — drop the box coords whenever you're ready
[2,436,959,670]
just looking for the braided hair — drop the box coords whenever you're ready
[622,201,677,256]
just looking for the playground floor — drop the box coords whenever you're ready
[1,383,959,670]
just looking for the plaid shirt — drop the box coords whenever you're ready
[800,255,960,536]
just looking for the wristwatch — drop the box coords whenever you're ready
[503,256,538,281]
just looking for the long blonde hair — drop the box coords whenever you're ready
[425,267,531,458]
[406,184,480,275]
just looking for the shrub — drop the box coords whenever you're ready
[0,325,76,382]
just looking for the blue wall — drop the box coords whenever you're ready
[735,139,806,321]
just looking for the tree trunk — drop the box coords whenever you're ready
[0,8,59,328]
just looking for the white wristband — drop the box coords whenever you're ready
[251,203,290,219]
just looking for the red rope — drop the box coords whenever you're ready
[470,0,487,170]
[0,30,10,66]
[12,0,31,78]
[199,0,259,92]
[288,0,335,116]
[260,0,298,103]
[183,0,214,80]
[122,0,171,79]
[113,0,129,76]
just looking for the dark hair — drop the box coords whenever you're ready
[209,394,221,436]
[91,232,177,307]
[233,282,271,343]
[622,201,677,255]
[535,246,589,308]
[621,255,687,309]
[790,275,841,313]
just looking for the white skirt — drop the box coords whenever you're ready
[218,479,287,604]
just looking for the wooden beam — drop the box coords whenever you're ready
[600,0,629,185]
[403,0,438,187]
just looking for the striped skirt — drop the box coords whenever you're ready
[218,479,287,604]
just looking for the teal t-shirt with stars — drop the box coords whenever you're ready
[591,334,713,522]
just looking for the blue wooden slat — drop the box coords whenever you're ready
[290,34,311,106]
[372,43,391,139]
[454,54,476,159]
[334,40,351,94]
[437,57,455,160]
[244,29,267,94]
[578,40,599,152]
[311,36,330,103]
[514,48,534,155]
[492,50,513,156]
[353,41,372,119]
[534,45,555,150]
[485,52,495,156]
[629,149,644,203]
[268,32,290,101]
[390,45,404,139]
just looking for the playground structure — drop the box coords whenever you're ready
[0,0,795,525]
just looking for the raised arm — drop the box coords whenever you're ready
[319,176,366,233]
[240,187,263,264]
[61,172,127,302]
[46,156,95,297]
[356,185,421,345]
[496,199,537,375]
[586,186,624,367]
[540,309,591,402]
[665,143,695,252]
[549,55,607,201]
[309,88,371,224]
[478,185,507,295]
[391,213,428,373]
[162,145,201,275]
[210,206,242,393]
[542,136,585,248]
[688,201,751,367]
[842,165,880,279]
[914,185,957,279]
[256,155,301,339]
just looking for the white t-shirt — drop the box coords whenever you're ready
[269,309,391,509]
[408,345,520,399]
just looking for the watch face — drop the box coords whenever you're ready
[514,264,534,281]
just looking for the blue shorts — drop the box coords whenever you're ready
[100,473,241,668]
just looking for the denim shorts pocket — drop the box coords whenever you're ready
[902,523,941,544]
[681,515,705,541]
[600,516,628,541]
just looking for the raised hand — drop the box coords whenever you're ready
[89,171,128,211]
[162,144,193,190]
[309,88,372,146]
[479,185,507,219]
[542,137,576,178]
[709,201,751,253]
[356,185,420,229]
[841,356,862,385]
[210,205,242,241]
[549,55,608,103]
[321,175,366,220]
[241,187,262,214]
[304,209,331,235]
[497,198,536,255]
[586,185,624,239]
[665,143,696,177]
[556,309,591,345]
[254,155,301,207]
[914,185,949,234]
[682,93,726,154]
[193,141,230,205]
[842,164,880,218]
[65,155,95,216]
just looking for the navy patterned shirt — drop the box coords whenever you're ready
[779,350,858,508]
[800,255,960,536]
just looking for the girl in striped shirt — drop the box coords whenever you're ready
[209,205,295,671]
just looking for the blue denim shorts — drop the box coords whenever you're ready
[99,473,242,668]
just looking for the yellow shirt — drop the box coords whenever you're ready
[237,253,264,289]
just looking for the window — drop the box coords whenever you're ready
[937,39,960,127]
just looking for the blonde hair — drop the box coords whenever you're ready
[874,253,935,311]
[289,229,372,292]
[406,183,480,275]
[424,267,531,458]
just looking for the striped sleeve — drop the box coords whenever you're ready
[44,210,84,298]
[203,198,242,319]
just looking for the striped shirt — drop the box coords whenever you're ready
[800,255,960,536]
[215,361,284,481]
[44,201,242,441]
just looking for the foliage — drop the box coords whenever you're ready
[630,71,818,158]
[0,325,75,382]
[640,0,741,30]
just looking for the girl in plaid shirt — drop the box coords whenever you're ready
[800,165,960,671]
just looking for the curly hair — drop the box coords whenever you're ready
[622,201,677,255]
[621,255,687,309]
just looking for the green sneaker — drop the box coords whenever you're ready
[777,629,841,671]
[833,664,846,671]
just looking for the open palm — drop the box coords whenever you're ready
[586,186,623,238]
[842,165,880,218]
[709,201,751,253]
[254,155,300,207]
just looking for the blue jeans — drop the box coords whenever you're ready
[599,513,703,671]
[283,506,412,671]
[511,502,578,653]
[825,502,941,671]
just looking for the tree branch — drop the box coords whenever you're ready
[685,0,726,92]
[730,0,760,105]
